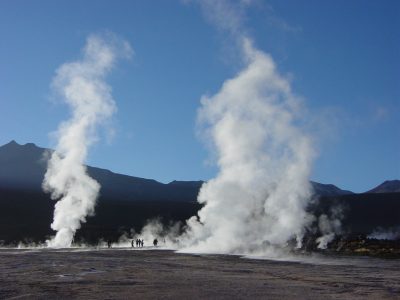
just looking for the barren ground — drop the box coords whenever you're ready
[0,248,399,299]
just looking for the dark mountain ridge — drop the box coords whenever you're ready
[0,140,202,202]
[0,140,363,199]
[367,180,400,193]
[0,140,398,245]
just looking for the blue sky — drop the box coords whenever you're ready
[0,0,399,192]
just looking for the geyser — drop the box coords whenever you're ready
[178,1,316,255]
[43,33,132,248]
[180,38,315,254]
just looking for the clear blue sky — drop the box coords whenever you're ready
[0,0,399,192]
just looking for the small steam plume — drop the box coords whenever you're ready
[368,227,400,240]
[179,1,315,255]
[43,33,132,248]
[137,219,182,247]
[112,219,182,249]
[316,206,343,249]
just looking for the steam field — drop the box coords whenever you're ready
[1,2,398,299]
[1,248,399,299]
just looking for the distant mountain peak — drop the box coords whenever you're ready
[24,142,37,147]
[0,140,47,155]
[1,140,41,149]
[2,140,19,147]
[367,180,400,193]
[310,181,353,197]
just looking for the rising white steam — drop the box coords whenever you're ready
[368,227,400,240]
[316,206,343,249]
[43,33,132,248]
[179,38,314,254]
[178,1,315,255]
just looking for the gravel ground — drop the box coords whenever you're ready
[0,248,399,299]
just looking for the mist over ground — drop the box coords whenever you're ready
[0,1,398,260]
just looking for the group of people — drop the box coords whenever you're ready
[106,238,160,248]
[131,238,159,247]
[132,238,144,248]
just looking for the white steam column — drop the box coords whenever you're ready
[181,38,315,255]
[43,33,132,248]
[179,1,316,255]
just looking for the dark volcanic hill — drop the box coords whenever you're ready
[0,140,399,245]
[0,140,204,244]
[310,181,353,197]
[0,140,202,202]
[0,140,354,199]
[367,180,400,193]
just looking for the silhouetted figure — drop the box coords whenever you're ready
[107,240,112,248]
[131,239,134,248]
[153,238,158,247]
[141,239,144,247]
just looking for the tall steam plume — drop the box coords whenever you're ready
[43,33,132,248]
[179,1,315,255]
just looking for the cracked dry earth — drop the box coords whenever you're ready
[0,249,399,299]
